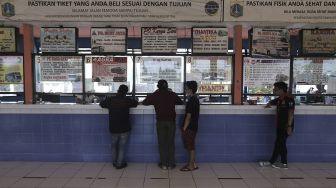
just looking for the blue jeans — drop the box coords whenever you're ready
[111,132,129,166]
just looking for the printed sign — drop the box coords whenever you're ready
[198,84,228,93]
[0,27,16,52]
[252,28,290,57]
[192,28,228,54]
[225,0,336,23]
[243,58,290,86]
[302,29,336,55]
[40,56,82,81]
[91,56,127,82]
[91,28,127,53]
[0,0,222,22]
[187,56,232,83]
[40,27,77,53]
[142,27,177,53]
[139,56,182,83]
[0,56,23,84]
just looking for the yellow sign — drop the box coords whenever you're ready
[0,28,16,52]
[199,84,227,93]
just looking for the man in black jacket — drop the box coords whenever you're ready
[100,85,138,169]
[142,80,184,170]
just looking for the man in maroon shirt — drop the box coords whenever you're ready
[142,79,184,170]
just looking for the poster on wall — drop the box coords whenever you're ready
[224,0,336,23]
[139,57,181,83]
[187,56,232,81]
[294,57,336,85]
[252,28,290,57]
[192,28,228,54]
[142,27,177,53]
[243,58,290,86]
[0,0,222,22]
[301,29,336,55]
[92,56,127,82]
[40,56,82,81]
[0,28,17,52]
[40,27,77,53]
[0,56,23,84]
[91,28,127,53]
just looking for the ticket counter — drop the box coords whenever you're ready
[0,104,335,162]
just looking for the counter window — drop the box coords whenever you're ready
[85,55,133,93]
[135,56,184,94]
[293,57,336,104]
[186,56,232,104]
[0,56,24,103]
[35,55,83,93]
[243,57,290,104]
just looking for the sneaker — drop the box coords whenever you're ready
[116,163,128,169]
[168,164,176,170]
[158,163,168,170]
[272,163,288,169]
[259,161,271,167]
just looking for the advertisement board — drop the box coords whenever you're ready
[91,56,127,82]
[0,56,23,84]
[301,29,336,55]
[0,27,16,52]
[192,28,228,54]
[252,28,290,57]
[40,27,77,53]
[142,27,177,53]
[91,28,127,53]
[40,56,82,81]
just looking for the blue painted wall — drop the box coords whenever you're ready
[0,114,335,162]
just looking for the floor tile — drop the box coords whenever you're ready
[194,178,222,188]
[64,178,94,188]
[10,178,44,188]
[37,178,70,188]
[90,178,119,188]
[219,179,249,188]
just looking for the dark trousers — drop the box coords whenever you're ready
[270,128,288,164]
[156,121,176,166]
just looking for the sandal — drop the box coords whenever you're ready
[180,165,193,171]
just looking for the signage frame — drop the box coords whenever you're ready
[141,27,177,55]
[90,27,128,55]
[191,27,229,54]
[0,27,18,53]
[40,27,78,54]
[300,29,336,56]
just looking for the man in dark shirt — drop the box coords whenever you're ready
[180,81,200,171]
[142,79,184,170]
[99,85,138,169]
[259,82,295,169]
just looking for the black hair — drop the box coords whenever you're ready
[274,82,288,93]
[157,79,168,90]
[185,81,198,94]
[117,84,128,95]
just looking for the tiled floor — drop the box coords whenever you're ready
[0,162,335,188]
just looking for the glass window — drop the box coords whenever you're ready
[186,56,232,104]
[0,56,24,93]
[85,55,133,93]
[35,55,83,93]
[243,57,290,104]
[135,56,184,93]
[293,57,336,104]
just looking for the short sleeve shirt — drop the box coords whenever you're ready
[184,95,200,132]
[273,95,295,129]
